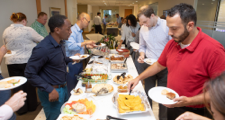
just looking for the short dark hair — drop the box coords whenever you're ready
[38,12,47,18]
[126,14,137,27]
[116,14,119,16]
[48,15,67,33]
[137,5,155,18]
[167,3,197,26]
[97,12,101,15]
[105,15,108,17]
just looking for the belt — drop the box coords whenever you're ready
[51,83,67,88]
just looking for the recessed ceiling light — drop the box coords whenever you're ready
[133,3,134,4]
[202,3,204,5]
[136,1,138,2]
[212,0,215,1]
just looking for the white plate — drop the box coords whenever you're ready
[110,49,118,54]
[130,42,139,50]
[144,58,157,65]
[57,114,90,120]
[70,54,89,60]
[4,51,16,57]
[0,76,27,91]
[109,54,125,63]
[148,86,179,105]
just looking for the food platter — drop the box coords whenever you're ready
[112,73,133,85]
[70,54,90,60]
[61,97,97,115]
[57,114,90,120]
[148,86,179,105]
[77,72,112,84]
[0,76,27,91]
[109,54,125,63]
[112,91,151,115]
[92,84,114,96]
[110,63,128,73]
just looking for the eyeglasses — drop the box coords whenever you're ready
[84,17,90,24]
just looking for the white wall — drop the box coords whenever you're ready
[41,0,66,32]
[87,5,93,32]
[0,0,37,77]
[67,0,78,25]
[138,0,195,16]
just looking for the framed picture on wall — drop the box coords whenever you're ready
[49,7,61,17]
[163,10,169,17]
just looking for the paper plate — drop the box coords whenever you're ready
[148,86,179,105]
[0,76,27,91]
[143,58,157,65]
[4,51,16,57]
[70,54,90,60]
[130,42,139,50]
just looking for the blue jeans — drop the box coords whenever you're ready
[0,75,16,120]
[67,62,83,96]
[37,86,69,120]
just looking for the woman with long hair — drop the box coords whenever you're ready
[176,72,225,120]
[119,14,140,49]
[2,12,44,115]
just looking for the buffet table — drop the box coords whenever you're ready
[35,56,156,120]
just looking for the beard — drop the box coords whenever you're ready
[171,27,189,43]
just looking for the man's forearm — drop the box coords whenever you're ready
[136,62,166,81]
[139,52,145,57]
[189,91,210,106]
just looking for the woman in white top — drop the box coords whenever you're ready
[119,14,140,48]
[2,12,44,115]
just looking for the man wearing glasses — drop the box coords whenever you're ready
[63,12,96,96]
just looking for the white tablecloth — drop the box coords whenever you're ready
[67,56,156,120]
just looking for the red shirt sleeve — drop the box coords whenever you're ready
[206,47,225,79]
[158,40,174,67]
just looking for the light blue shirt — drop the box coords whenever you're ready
[117,16,121,24]
[102,18,107,25]
[139,17,172,60]
[64,24,84,57]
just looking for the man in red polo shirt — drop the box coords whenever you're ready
[128,3,225,120]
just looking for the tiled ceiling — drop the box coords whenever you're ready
[77,0,146,6]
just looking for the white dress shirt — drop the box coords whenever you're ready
[0,104,13,120]
[2,24,44,65]
[139,17,172,60]
[93,16,102,25]
[121,22,140,44]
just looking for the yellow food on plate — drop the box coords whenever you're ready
[161,89,169,95]
[113,74,133,84]
[61,115,86,120]
[7,79,18,84]
[117,94,145,113]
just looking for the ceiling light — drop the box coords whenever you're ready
[212,0,215,1]
[133,3,134,4]
[202,3,204,5]
[136,1,138,2]
[211,2,214,4]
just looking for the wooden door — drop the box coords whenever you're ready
[124,9,133,18]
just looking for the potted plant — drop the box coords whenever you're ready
[99,35,118,49]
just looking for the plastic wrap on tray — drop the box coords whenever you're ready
[77,72,112,84]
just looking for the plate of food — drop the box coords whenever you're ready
[70,54,90,60]
[110,63,128,72]
[77,72,112,83]
[4,50,16,57]
[112,91,151,115]
[0,76,27,91]
[70,88,84,95]
[144,58,157,65]
[113,73,133,85]
[57,114,89,120]
[92,84,114,96]
[117,85,128,93]
[61,98,96,115]
[110,54,125,63]
[148,86,179,105]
